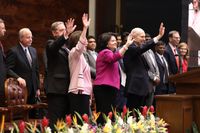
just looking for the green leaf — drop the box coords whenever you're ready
[75,112,84,125]
[12,122,19,133]
[192,122,199,133]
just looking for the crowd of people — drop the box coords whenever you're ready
[0,13,190,131]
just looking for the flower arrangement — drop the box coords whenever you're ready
[7,105,168,133]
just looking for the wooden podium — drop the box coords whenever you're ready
[169,68,200,95]
[156,68,200,132]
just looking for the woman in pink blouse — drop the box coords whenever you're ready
[93,32,133,124]
[68,14,92,116]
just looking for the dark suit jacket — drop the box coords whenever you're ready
[123,39,156,96]
[83,50,97,80]
[0,47,6,105]
[6,44,39,96]
[155,53,169,93]
[164,44,178,75]
[45,36,70,94]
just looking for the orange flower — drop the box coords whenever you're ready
[92,111,100,121]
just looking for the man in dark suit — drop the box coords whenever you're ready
[6,28,40,118]
[164,30,180,93]
[123,23,165,112]
[155,41,169,95]
[0,18,6,106]
[45,19,76,129]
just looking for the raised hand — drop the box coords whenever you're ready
[126,34,134,46]
[82,13,91,28]
[79,13,91,44]
[65,18,77,36]
[158,22,165,38]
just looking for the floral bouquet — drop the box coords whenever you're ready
[9,105,168,133]
[102,105,168,133]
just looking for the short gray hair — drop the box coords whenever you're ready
[19,28,32,39]
[131,27,145,38]
[168,30,179,38]
[51,21,64,31]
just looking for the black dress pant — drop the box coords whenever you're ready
[47,93,70,131]
[68,93,90,116]
[94,85,117,125]
[126,93,146,113]
[27,87,37,119]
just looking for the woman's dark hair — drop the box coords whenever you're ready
[68,30,82,50]
[97,32,116,52]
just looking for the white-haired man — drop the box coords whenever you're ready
[6,28,40,118]
[123,23,165,112]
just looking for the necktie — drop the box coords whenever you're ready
[161,57,168,83]
[174,48,179,68]
[24,48,32,67]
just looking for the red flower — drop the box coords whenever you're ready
[19,120,25,133]
[142,106,148,117]
[108,111,113,119]
[66,115,72,126]
[42,116,49,128]
[82,114,89,123]
[149,105,154,113]
[122,105,127,119]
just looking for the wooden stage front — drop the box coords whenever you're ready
[156,68,200,132]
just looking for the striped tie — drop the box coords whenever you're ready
[24,48,32,67]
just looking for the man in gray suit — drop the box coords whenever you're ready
[143,33,160,107]
[84,35,97,80]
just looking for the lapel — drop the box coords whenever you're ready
[0,50,6,63]
[87,50,96,62]
[59,45,69,59]
[18,44,32,68]
[167,45,176,61]
[155,54,165,69]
